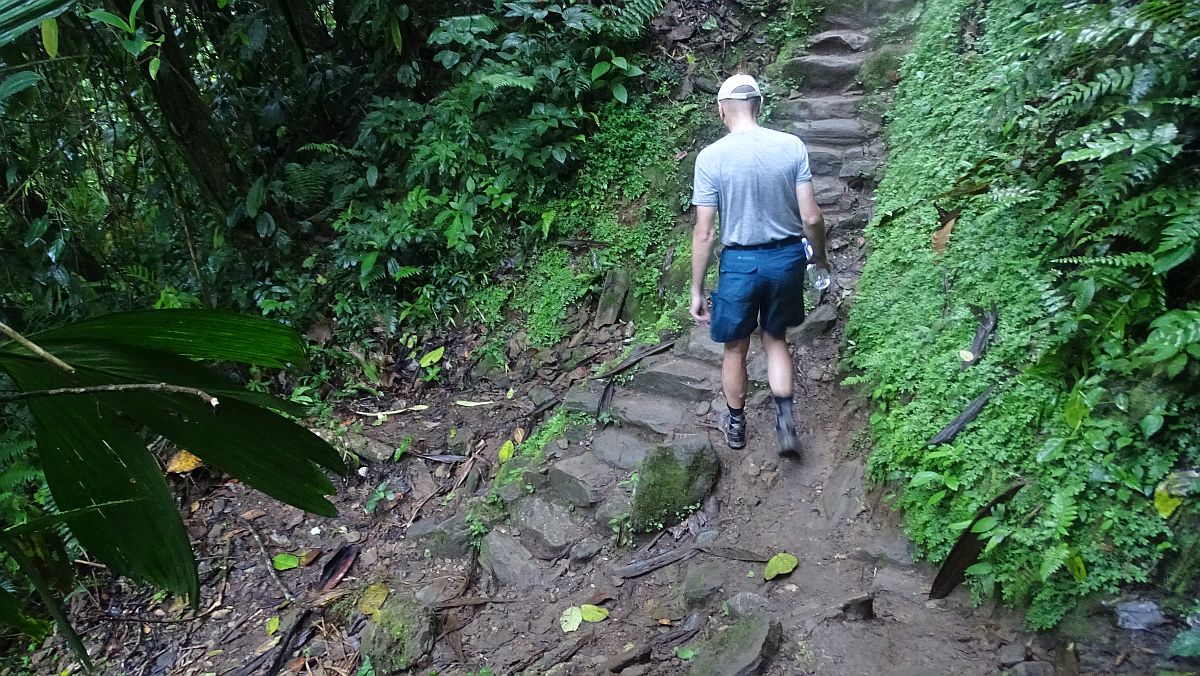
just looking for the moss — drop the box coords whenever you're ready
[362,592,436,673]
[688,615,781,676]
[630,441,718,531]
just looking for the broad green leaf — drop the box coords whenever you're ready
[1170,629,1200,658]
[611,82,628,104]
[26,309,307,367]
[0,0,75,47]
[611,56,629,70]
[560,605,582,632]
[970,516,998,533]
[2,499,139,538]
[265,615,280,635]
[148,56,160,79]
[674,646,696,660]
[1066,555,1086,583]
[581,604,608,622]
[389,18,403,53]
[38,17,55,56]
[419,346,445,368]
[246,177,266,217]
[366,164,379,187]
[272,553,299,570]
[0,71,41,109]
[964,562,992,576]
[0,584,49,637]
[86,9,131,33]
[2,360,198,601]
[1141,413,1163,438]
[498,439,515,463]
[763,552,798,580]
[909,471,941,487]
[590,61,611,81]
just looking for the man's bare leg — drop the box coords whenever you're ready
[721,337,750,408]
[719,337,750,449]
[760,330,799,456]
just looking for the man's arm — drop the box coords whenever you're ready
[796,182,828,267]
[689,205,718,324]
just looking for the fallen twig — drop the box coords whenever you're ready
[0,321,74,373]
[695,544,769,563]
[0,382,218,406]
[927,384,997,446]
[590,339,676,381]
[239,516,298,604]
[613,547,697,578]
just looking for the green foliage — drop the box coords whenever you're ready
[846,0,1200,628]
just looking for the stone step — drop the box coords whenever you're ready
[823,0,916,30]
[809,29,872,54]
[590,426,655,470]
[608,390,690,435]
[510,495,589,560]
[775,94,864,122]
[806,144,845,175]
[628,357,717,403]
[814,176,846,206]
[775,53,866,92]
[787,118,880,144]
[673,325,769,382]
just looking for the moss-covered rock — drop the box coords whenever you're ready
[630,436,719,531]
[361,587,437,673]
[689,614,782,676]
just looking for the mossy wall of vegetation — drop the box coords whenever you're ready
[846,0,1199,628]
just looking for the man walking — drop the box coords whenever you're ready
[689,74,829,457]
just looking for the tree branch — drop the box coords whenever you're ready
[0,383,219,407]
[0,322,75,373]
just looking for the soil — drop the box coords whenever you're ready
[18,2,1186,675]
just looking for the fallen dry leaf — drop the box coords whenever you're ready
[513,427,526,444]
[240,509,267,521]
[298,548,322,566]
[166,450,204,473]
[931,217,956,256]
[357,582,390,616]
[658,618,672,626]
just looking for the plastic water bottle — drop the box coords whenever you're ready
[803,239,831,291]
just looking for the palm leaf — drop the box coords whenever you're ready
[0,0,75,46]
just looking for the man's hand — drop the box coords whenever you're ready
[690,291,710,325]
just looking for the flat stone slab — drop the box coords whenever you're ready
[809,29,871,53]
[511,496,588,559]
[787,118,880,144]
[777,53,866,91]
[630,357,716,402]
[610,391,689,435]
[561,381,604,415]
[774,94,863,121]
[804,144,845,175]
[480,531,542,588]
[813,176,844,206]
[787,303,838,345]
[549,452,616,507]
[822,459,866,526]
[591,426,653,470]
[690,614,782,676]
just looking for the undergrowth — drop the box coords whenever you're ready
[846,0,1200,629]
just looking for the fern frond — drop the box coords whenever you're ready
[1053,252,1154,268]
[478,73,537,90]
[606,0,667,39]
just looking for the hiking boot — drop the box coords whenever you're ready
[776,416,800,457]
[720,412,747,450]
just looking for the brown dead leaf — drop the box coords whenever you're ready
[166,450,204,474]
[675,150,689,160]
[298,548,322,566]
[658,618,672,626]
[931,217,957,256]
[586,590,615,606]
[513,427,526,444]
[240,508,267,520]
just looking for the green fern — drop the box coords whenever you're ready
[1052,252,1154,268]
[606,0,667,39]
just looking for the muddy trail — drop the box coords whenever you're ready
[35,2,1169,676]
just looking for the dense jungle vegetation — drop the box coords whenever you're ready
[846,0,1200,632]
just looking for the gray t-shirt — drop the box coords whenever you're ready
[691,127,812,246]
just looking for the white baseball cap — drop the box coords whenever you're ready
[716,74,762,101]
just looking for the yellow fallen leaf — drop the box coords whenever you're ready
[498,440,515,463]
[357,582,390,616]
[581,604,609,622]
[266,616,280,635]
[166,450,204,473]
[513,427,526,444]
[454,400,494,407]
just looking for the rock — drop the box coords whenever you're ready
[497,481,527,504]
[549,453,615,507]
[689,614,782,676]
[788,304,838,345]
[592,427,652,470]
[822,460,865,526]
[595,493,631,527]
[408,514,472,558]
[309,428,393,463]
[776,54,866,91]
[773,94,863,121]
[609,392,688,435]
[787,118,880,144]
[562,381,604,415]
[695,400,712,416]
[1008,662,1054,676]
[813,176,844,206]
[696,529,721,544]
[804,144,845,175]
[747,389,771,409]
[570,537,603,563]
[631,358,715,402]
[529,386,556,406]
[630,437,720,531]
[808,29,871,53]
[480,531,542,588]
[725,592,769,619]
[1115,600,1166,630]
[593,268,632,328]
[683,561,725,608]
[839,157,880,180]
[840,593,875,620]
[998,643,1027,668]
[674,325,768,380]
[361,587,437,673]
[511,496,588,560]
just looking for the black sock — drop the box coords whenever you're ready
[773,396,794,423]
[728,404,745,420]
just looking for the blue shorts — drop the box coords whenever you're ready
[710,239,806,343]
